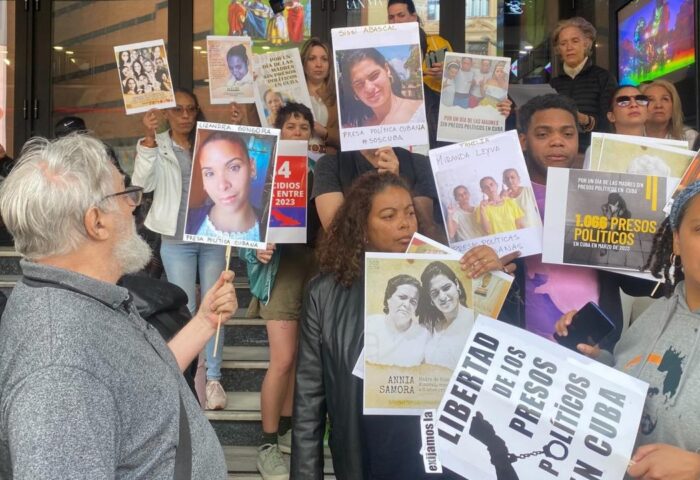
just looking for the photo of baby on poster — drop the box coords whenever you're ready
[437,52,511,143]
[114,39,175,115]
[183,122,279,250]
[207,36,255,104]
[332,22,429,151]
[430,130,543,258]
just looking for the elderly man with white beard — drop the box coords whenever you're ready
[0,134,236,479]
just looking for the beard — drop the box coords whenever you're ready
[114,216,152,275]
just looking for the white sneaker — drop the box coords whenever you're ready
[257,443,289,480]
[277,429,292,454]
[205,380,227,410]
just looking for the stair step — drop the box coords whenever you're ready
[223,445,335,477]
[205,391,261,422]
[221,346,269,369]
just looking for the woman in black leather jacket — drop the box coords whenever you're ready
[291,172,514,479]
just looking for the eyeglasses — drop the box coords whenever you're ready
[102,185,144,207]
[170,105,199,116]
[615,95,649,108]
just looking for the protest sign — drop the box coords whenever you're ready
[183,122,279,250]
[588,133,695,179]
[406,233,514,318]
[332,23,429,151]
[430,130,543,258]
[364,253,512,415]
[267,140,308,244]
[543,168,672,274]
[437,53,510,143]
[432,316,647,480]
[253,48,313,127]
[114,39,175,115]
[207,36,255,104]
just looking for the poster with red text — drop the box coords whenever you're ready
[267,139,308,244]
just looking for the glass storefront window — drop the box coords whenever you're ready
[195,1,313,124]
[0,0,13,157]
[51,1,167,174]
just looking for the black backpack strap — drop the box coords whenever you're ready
[174,394,192,480]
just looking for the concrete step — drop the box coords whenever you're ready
[223,445,335,478]
[205,391,261,422]
[219,345,269,392]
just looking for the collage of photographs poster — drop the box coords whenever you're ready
[433,316,647,480]
[332,22,429,151]
[437,52,510,143]
[183,122,280,250]
[588,133,695,179]
[207,36,255,105]
[114,39,175,115]
[430,130,543,258]
[212,0,311,54]
[542,167,671,273]
[252,48,313,128]
[364,253,475,415]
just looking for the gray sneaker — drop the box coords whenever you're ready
[257,444,289,480]
[277,429,292,454]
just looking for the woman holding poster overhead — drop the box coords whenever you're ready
[132,89,228,411]
[293,171,515,479]
[556,182,700,479]
[301,37,339,160]
[340,48,424,128]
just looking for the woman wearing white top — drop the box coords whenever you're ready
[365,274,430,367]
[420,261,475,369]
[641,79,698,149]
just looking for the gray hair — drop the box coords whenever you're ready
[0,134,119,260]
[551,17,597,57]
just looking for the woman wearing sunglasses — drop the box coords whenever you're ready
[132,88,229,411]
[606,85,649,136]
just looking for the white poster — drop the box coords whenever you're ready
[114,39,176,115]
[253,48,313,127]
[437,52,510,143]
[332,23,429,151]
[432,316,648,480]
[207,36,255,104]
[430,130,543,258]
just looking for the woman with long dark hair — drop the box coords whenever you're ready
[292,171,513,479]
[338,48,424,128]
[132,88,228,411]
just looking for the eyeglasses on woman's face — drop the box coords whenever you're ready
[615,95,649,108]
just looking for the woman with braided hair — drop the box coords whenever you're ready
[556,180,700,479]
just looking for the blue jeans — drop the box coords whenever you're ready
[160,240,227,381]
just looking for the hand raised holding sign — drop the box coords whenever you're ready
[627,444,700,480]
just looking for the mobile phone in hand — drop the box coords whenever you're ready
[554,302,616,351]
[427,48,447,69]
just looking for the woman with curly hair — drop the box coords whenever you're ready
[556,181,700,479]
[292,171,514,479]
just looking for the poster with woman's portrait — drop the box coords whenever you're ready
[430,130,543,258]
[437,53,511,143]
[207,35,255,104]
[183,122,280,250]
[332,23,429,152]
[114,39,175,115]
[252,48,313,127]
[364,252,475,415]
